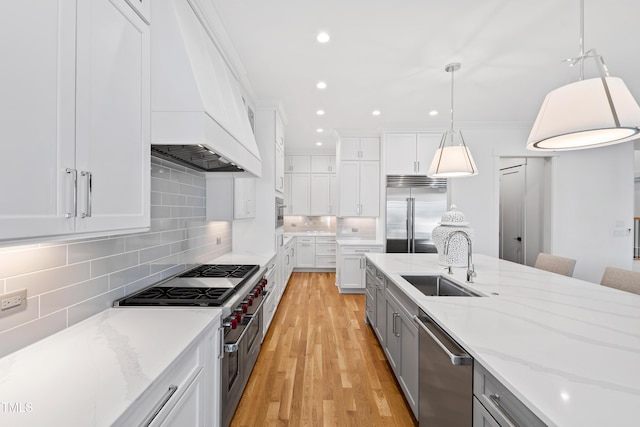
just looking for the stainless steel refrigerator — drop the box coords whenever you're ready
[385,176,447,253]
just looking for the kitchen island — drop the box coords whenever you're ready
[366,253,640,426]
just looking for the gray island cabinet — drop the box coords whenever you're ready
[363,253,640,427]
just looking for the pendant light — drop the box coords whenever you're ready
[427,63,478,177]
[527,0,640,151]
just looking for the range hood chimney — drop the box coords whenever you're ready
[151,0,262,176]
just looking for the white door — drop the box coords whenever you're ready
[359,161,380,217]
[0,0,76,241]
[386,134,417,174]
[338,161,360,216]
[290,174,310,215]
[310,174,330,215]
[499,162,526,264]
[75,0,150,233]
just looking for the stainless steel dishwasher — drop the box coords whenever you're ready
[414,308,473,426]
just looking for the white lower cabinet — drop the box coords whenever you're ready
[115,326,219,427]
[337,244,383,292]
[296,236,316,268]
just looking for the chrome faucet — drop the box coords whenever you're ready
[443,230,476,283]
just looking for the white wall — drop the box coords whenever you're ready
[448,126,634,283]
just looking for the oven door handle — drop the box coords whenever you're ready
[224,299,265,353]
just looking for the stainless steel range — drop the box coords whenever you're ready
[114,263,268,427]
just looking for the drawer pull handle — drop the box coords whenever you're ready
[142,384,178,426]
[487,393,519,427]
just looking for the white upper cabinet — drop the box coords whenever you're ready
[288,174,311,215]
[337,161,380,217]
[310,155,337,173]
[0,0,150,242]
[310,174,338,215]
[285,155,311,173]
[75,0,150,233]
[206,175,256,220]
[275,112,285,150]
[385,133,441,175]
[340,137,380,161]
[275,145,285,193]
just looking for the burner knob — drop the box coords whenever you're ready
[247,296,254,306]
[242,304,248,313]
[235,312,242,322]
[254,289,260,298]
[231,318,238,329]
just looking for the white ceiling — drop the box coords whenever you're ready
[211,0,640,153]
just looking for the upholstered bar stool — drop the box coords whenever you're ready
[534,253,576,277]
[600,267,640,295]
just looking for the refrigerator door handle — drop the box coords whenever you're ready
[406,198,413,253]
[411,198,416,253]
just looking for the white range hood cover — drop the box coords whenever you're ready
[151,0,262,176]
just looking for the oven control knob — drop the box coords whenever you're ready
[254,289,260,298]
[231,318,238,329]
[242,304,248,313]
[235,312,242,322]
[247,296,254,306]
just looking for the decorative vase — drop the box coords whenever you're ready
[431,205,473,267]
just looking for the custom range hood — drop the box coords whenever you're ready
[151,0,261,176]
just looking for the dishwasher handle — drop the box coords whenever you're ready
[413,314,472,366]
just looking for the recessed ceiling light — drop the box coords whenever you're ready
[316,81,327,90]
[372,110,381,116]
[316,110,325,116]
[429,110,438,116]
[316,32,330,43]
[316,142,323,146]
[316,128,324,133]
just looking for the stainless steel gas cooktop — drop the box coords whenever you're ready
[114,264,260,307]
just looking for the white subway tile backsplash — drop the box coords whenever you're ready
[40,276,109,317]
[139,243,172,264]
[0,157,232,356]
[6,262,91,296]
[68,238,126,264]
[0,311,67,358]
[0,245,68,278]
[109,264,151,290]
[91,252,139,278]
[0,296,39,333]
[68,288,125,328]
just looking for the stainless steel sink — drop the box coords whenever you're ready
[401,275,483,297]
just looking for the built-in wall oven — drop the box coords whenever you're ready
[275,196,285,228]
[114,263,269,427]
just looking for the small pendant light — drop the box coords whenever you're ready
[427,63,478,178]
[527,0,640,151]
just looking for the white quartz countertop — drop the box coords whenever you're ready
[210,250,276,267]
[365,253,640,427]
[284,231,335,237]
[0,308,221,426]
[336,239,384,246]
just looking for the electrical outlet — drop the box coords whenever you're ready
[216,237,222,245]
[0,289,27,316]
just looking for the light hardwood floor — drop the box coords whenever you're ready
[230,272,418,426]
